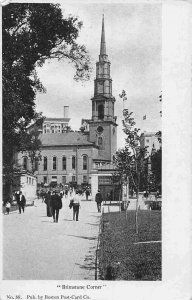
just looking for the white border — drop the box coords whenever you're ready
[0,1,192,300]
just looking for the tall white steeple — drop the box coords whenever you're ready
[89,15,117,162]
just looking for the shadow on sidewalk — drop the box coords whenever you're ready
[75,254,95,271]
[64,234,97,241]
[75,247,96,279]
[85,223,99,226]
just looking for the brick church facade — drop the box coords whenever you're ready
[18,16,118,198]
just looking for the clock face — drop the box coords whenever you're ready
[97,126,104,134]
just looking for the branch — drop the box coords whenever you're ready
[11,20,28,36]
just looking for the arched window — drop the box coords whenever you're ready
[98,137,103,147]
[43,157,47,171]
[23,157,28,170]
[98,104,104,119]
[62,156,66,170]
[53,156,57,170]
[72,156,76,170]
[83,155,88,170]
[35,157,39,171]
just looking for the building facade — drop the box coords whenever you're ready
[140,131,161,157]
[17,16,117,198]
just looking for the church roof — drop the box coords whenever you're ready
[140,132,157,137]
[39,132,96,147]
[44,117,70,122]
[93,151,111,161]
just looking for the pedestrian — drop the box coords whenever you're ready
[45,191,52,217]
[106,192,111,204]
[17,191,26,214]
[143,190,149,199]
[65,189,68,199]
[50,190,62,223]
[72,190,81,221]
[85,189,90,201]
[5,200,11,215]
[95,189,103,212]
[60,191,63,200]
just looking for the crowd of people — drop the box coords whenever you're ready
[3,187,104,219]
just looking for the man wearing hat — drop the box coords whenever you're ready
[50,190,62,223]
[95,189,103,212]
[72,190,81,221]
[16,191,26,214]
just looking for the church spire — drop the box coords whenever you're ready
[100,14,106,56]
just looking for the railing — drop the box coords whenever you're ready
[95,206,104,280]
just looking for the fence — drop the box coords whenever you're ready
[95,206,104,280]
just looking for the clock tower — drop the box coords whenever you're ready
[89,15,117,161]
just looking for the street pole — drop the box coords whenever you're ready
[76,146,78,187]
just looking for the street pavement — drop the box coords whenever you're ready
[3,197,101,280]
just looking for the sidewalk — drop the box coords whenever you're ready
[3,197,101,280]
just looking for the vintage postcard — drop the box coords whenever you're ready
[0,0,191,299]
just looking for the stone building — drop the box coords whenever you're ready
[140,131,161,157]
[17,15,118,198]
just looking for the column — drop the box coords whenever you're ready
[95,102,98,118]
[91,173,98,200]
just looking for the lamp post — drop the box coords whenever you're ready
[76,146,78,186]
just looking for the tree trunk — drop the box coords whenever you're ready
[135,173,140,235]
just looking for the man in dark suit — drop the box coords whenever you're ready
[50,190,62,223]
[95,189,103,212]
[16,191,26,214]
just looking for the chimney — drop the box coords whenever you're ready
[64,106,69,118]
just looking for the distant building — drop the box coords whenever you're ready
[17,16,118,199]
[140,131,161,191]
[42,106,70,133]
[140,131,161,157]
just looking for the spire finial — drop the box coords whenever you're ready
[100,14,106,56]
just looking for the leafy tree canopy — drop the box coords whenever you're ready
[114,91,148,193]
[3,3,92,191]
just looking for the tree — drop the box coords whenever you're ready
[3,3,92,195]
[114,91,148,234]
[151,131,162,192]
[19,125,43,174]
[151,149,162,192]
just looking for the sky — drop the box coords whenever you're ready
[35,3,162,149]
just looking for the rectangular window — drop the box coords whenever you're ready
[51,176,57,183]
[23,157,27,170]
[72,156,76,170]
[43,157,47,171]
[35,158,39,171]
[43,176,47,184]
[62,157,66,170]
[29,177,31,184]
[83,156,88,170]
[83,175,87,183]
[53,157,57,170]
[72,176,76,182]
[62,176,66,185]
[146,139,149,143]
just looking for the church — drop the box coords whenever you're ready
[18,16,118,199]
